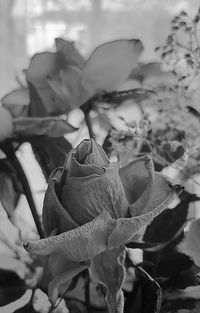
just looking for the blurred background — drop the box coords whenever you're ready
[1,0,200,98]
[1,1,200,312]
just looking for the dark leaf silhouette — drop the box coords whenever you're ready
[0,269,26,306]
[124,264,162,313]
[143,190,200,289]
[0,158,22,216]
[187,106,200,119]
[13,303,36,313]
[144,190,200,243]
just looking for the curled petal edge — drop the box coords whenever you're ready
[108,186,176,249]
[24,210,115,261]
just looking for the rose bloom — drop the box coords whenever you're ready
[25,139,175,313]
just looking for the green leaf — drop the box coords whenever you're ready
[13,116,77,137]
[31,137,72,181]
[81,39,144,93]
[0,269,26,306]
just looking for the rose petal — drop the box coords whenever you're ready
[81,39,143,93]
[24,210,115,261]
[90,247,126,313]
[120,156,172,215]
[61,162,129,224]
[67,139,109,178]
[43,168,79,236]
[68,154,105,177]
[108,187,175,249]
[76,139,109,167]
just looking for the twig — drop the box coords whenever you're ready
[84,269,92,313]
[84,111,95,139]
[1,142,44,239]
[81,99,95,139]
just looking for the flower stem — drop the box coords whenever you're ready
[84,111,95,139]
[84,269,92,313]
[81,99,95,139]
[2,142,44,239]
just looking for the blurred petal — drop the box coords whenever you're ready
[26,52,57,87]
[55,38,85,69]
[108,187,175,249]
[47,67,84,109]
[26,53,67,115]
[2,88,29,118]
[43,168,79,236]
[90,247,126,313]
[82,39,143,93]
[24,210,115,261]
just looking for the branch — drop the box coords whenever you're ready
[2,141,44,238]
[81,99,95,139]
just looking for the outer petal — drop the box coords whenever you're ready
[108,186,175,249]
[120,156,172,216]
[43,168,79,236]
[24,210,115,261]
[90,247,126,313]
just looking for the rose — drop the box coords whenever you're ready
[24,139,175,313]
